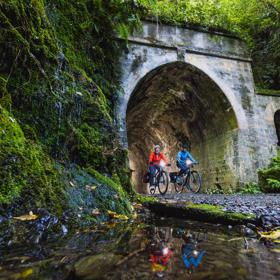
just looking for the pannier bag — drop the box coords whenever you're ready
[169,172,177,183]
[142,172,150,183]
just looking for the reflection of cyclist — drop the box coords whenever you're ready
[176,143,197,176]
[148,145,169,186]
[181,233,205,271]
[149,227,174,278]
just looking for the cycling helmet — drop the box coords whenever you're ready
[182,143,188,149]
[154,144,160,150]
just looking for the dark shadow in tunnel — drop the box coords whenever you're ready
[126,62,239,193]
[274,110,280,146]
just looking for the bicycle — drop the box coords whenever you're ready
[172,163,202,193]
[148,162,170,195]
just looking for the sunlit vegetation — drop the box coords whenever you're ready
[137,0,280,90]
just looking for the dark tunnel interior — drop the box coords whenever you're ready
[126,62,239,193]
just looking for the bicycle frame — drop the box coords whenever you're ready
[181,167,193,189]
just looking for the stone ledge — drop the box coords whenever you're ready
[144,201,257,225]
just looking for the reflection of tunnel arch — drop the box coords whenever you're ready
[274,110,280,146]
[126,62,239,193]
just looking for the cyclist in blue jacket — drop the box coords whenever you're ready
[176,143,198,176]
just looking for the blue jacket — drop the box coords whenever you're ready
[176,151,196,167]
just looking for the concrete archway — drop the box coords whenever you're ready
[126,62,239,193]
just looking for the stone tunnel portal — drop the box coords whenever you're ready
[275,110,280,146]
[126,62,239,193]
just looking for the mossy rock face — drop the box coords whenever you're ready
[0,106,65,214]
[0,0,140,214]
[62,165,132,227]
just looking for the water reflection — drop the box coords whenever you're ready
[181,232,205,272]
[1,219,280,279]
[149,227,174,277]
[148,226,206,277]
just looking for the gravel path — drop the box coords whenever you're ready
[152,193,280,228]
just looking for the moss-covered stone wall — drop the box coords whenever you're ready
[0,0,140,215]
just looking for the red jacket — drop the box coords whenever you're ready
[149,152,168,165]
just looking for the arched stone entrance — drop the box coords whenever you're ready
[117,20,280,192]
[126,62,239,193]
[274,110,280,146]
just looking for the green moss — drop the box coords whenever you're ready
[0,106,65,214]
[135,194,159,204]
[145,200,256,225]
[256,88,280,96]
[86,167,127,198]
[186,203,256,222]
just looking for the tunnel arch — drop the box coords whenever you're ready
[274,110,280,146]
[125,61,241,193]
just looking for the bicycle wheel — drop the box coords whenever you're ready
[158,171,169,195]
[189,171,202,193]
[149,185,156,194]
[173,174,184,193]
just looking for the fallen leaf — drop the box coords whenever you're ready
[271,248,280,253]
[20,268,33,278]
[14,212,38,221]
[259,229,280,240]
[107,210,128,220]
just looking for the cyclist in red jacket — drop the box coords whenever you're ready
[149,145,169,186]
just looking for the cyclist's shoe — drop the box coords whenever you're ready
[176,176,183,184]
[149,186,155,194]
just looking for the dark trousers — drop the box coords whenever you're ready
[149,164,160,185]
[178,163,189,176]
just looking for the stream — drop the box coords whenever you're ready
[1,215,280,280]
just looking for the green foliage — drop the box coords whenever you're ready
[137,0,280,90]
[268,179,280,192]
[259,151,280,193]
[239,182,262,194]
